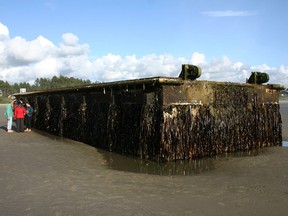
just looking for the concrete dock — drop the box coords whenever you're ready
[1,104,288,216]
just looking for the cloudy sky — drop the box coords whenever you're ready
[0,0,287,86]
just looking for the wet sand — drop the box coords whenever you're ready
[0,103,288,216]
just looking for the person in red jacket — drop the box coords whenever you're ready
[14,102,27,132]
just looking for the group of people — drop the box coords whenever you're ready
[4,98,34,133]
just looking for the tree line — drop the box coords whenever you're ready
[0,75,94,101]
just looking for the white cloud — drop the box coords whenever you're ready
[0,22,9,40]
[5,36,55,66]
[57,33,89,57]
[0,22,287,88]
[202,10,256,17]
[62,33,79,45]
[190,52,206,65]
[33,58,62,77]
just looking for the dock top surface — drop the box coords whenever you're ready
[13,75,279,96]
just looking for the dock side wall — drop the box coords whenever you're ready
[26,88,162,160]
[159,81,282,161]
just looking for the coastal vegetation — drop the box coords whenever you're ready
[0,76,93,103]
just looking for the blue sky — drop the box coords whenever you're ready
[0,0,287,85]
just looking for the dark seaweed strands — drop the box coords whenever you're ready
[160,103,281,161]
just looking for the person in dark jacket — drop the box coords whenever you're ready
[25,103,34,132]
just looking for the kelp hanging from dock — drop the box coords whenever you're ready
[160,103,281,161]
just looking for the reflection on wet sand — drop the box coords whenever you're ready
[99,149,216,175]
[97,148,271,176]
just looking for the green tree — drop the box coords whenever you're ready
[1,75,95,96]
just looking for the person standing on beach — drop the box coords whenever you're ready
[4,99,14,132]
[14,102,27,132]
[24,103,33,131]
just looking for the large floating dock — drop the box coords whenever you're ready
[15,65,284,161]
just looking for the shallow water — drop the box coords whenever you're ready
[97,148,268,176]
[97,149,217,176]
[32,128,279,176]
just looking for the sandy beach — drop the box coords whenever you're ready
[0,103,288,216]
